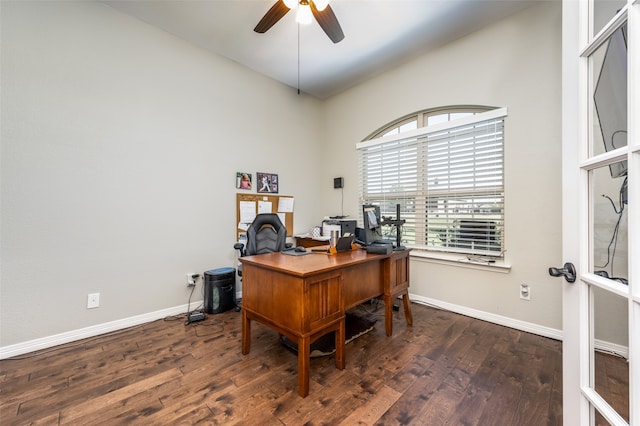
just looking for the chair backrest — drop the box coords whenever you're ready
[245,213,287,256]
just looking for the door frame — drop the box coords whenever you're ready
[561,1,589,422]
[562,0,638,424]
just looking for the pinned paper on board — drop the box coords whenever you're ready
[239,201,256,225]
[278,197,294,213]
[257,200,272,214]
[236,193,294,239]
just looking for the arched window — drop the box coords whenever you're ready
[357,106,506,257]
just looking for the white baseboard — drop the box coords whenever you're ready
[409,294,564,341]
[0,301,202,360]
[3,295,629,361]
[409,294,629,359]
[594,338,629,359]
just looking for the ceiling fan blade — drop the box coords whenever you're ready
[310,2,344,43]
[254,0,290,34]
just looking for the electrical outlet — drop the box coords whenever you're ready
[87,293,100,309]
[186,273,199,286]
[520,284,530,301]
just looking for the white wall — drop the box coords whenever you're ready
[320,1,564,333]
[0,1,324,349]
[1,0,570,354]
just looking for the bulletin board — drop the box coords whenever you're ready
[236,193,294,239]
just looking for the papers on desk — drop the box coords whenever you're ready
[281,249,312,256]
[294,233,330,241]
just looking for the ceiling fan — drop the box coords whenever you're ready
[254,0,345,44]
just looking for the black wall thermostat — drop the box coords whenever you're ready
[334,177,344,188]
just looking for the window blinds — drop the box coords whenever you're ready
[357,108,507,255]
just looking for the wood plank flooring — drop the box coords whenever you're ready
[0,302,626,425]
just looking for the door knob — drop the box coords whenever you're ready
[549,262,576,283]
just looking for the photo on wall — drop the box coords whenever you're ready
[257,172,278,193]
[236,172,252,190]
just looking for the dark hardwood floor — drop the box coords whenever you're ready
[0,302,624,425]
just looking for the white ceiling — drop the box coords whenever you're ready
[102,0,538,99]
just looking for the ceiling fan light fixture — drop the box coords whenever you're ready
[283,0,298,9]
[296,3,313,25]
[313,0,329,12]
[254,0,344,43]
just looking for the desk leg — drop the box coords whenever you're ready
[402,291,413,326]
[384,296,393,337]
[383,292,413,336]
[297,336,310,397]
[335,319,345,370]
[242,309,251,355]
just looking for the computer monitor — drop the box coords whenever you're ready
[362,204,383,246]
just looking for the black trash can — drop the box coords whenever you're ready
[204,267,236,314]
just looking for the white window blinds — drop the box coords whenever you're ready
[357,108,507,256]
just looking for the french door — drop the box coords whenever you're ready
[561,0,638,425]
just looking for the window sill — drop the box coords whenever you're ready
[409,249,512,273]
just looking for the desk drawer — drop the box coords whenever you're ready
[242,265,343,335]
[304,271,343,331]
[342,260,383,309]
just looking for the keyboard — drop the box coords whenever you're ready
[371,240,394,246]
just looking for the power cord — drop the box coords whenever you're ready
[185,275,206,325]
[596,176,627,278]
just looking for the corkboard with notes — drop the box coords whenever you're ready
[236,193,294,239]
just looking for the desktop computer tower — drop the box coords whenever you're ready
[204,267,236,314]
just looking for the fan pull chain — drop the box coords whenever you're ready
[297,23,300,95]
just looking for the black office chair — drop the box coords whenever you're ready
[234,213,290,277]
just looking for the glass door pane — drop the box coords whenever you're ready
[592,286,629,424]
[591,163,628,283]
[590,23,627,159]
[592,0,626,36]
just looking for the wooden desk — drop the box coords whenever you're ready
[240,248,412,397]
